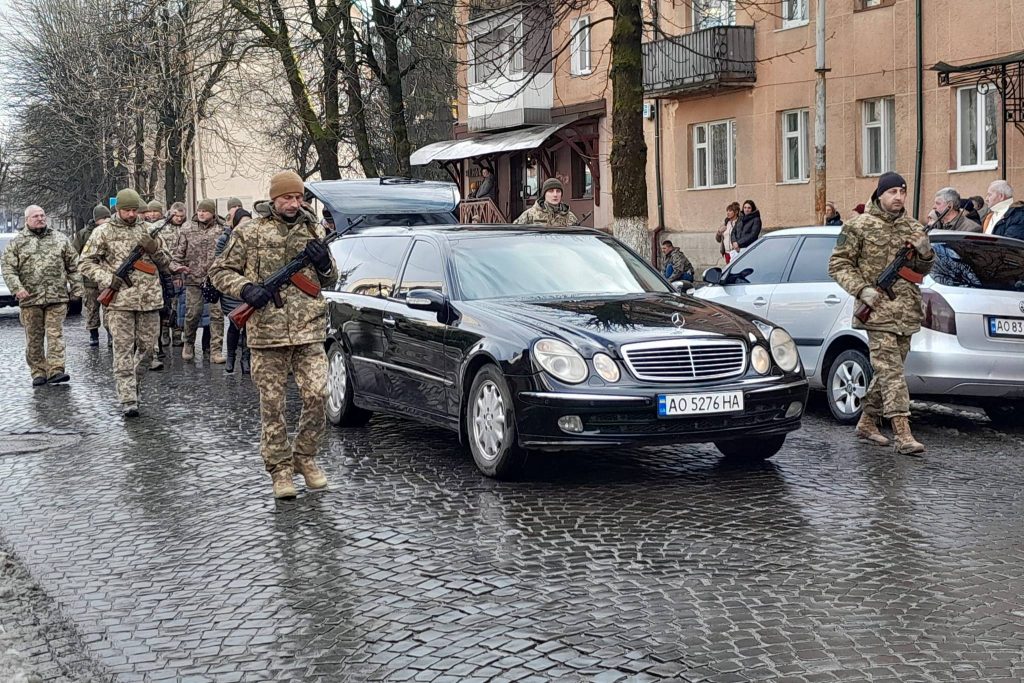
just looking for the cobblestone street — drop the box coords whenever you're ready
[1,311,1024,682]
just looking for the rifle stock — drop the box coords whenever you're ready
[97,287,116,307]
[229,303,255,328]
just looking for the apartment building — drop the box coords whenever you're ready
[412,1,614,227]
[647,0,1024,266]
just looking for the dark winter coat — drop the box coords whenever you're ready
[992,202,1024,241]
[732,210,763,249]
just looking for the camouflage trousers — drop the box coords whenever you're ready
[82,285,104,331]
[183,285,223,352]
[864,331,912,419]
[250,343,328,472]
[19,303,67,379]
[106,310,160,406]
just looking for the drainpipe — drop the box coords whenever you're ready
[912,0,924,220]
[652,98,666,264]
[813,0,827,224]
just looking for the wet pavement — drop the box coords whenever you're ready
[1,310,1024,682]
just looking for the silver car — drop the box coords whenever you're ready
[0,234,16,309]
[694,227,1024,426]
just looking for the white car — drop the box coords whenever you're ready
[694,226,1024,426]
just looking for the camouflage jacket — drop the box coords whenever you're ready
[209,207,338,349]
[72,222,102,288]
[1,227,83,307]
[828,201,934,335]
[663,248,694,282]
[78,216,172,312]
[513,200,579,228]
[171,217,227,286]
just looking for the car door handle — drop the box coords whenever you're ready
[382,316,396,327]
[824,295,842,305]
[753,297,767,307]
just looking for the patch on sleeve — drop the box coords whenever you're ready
[836,231,847,247]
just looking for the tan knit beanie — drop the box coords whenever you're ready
[268,171,304,200]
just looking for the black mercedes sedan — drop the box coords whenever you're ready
[324,226,808,478]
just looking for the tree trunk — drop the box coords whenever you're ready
[164,124,187,204]
[341,3,378,177]
[371,0,412,177]
[609,0,650,261]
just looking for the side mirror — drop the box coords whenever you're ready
[703,267,723,285]
[406,289,447,313]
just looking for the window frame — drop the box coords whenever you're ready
[722,236,799,286]
[781,108,810,183]
[956,86,999,171]
[692,0,735,31]
[570,15,592,76]
[786,235,839,284]
[861,96,895,177]
[781,0,809,28]
[692,119,736,189]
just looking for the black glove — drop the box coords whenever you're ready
[241,283,273,308]
[304,239,332,272]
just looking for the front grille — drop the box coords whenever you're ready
[621,339,747,382]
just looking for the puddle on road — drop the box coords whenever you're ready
[0,432,81,457]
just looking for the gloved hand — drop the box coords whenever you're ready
[304,239,332,272]
[908,231,932,257]
[241,283,273,308]
[859,286,881,308]
[109,274,127,291]
[138,233,160,255]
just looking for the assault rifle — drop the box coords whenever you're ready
[229,216,363,328]
[854,226,935,324]
[97,223,166,307]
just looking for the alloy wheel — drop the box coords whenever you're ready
[327,348,348,416]
[831,359,866,417]
[472,380,506,461]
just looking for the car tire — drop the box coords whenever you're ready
[466,365,527,479]
[826,349,872,425]
[714,434,787,462]
[983,401,1022,429]
[325,343,371,427]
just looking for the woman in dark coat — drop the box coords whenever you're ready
[731,200,763,252]
[216,208,251,374]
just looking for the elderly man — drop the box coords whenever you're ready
[982,181,1014,234]
[929,187,981,232]
[79,189,172,417]
[172,199,227,363]
[210,171,338,498]
[2,206,84,386]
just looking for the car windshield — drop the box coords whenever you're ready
[451,233,671,301]
[931,238,1024,292]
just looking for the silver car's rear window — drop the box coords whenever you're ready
[931,238,1024,291]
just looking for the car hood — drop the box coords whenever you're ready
[473,294,763,352]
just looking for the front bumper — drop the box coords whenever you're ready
[514,376,809,451]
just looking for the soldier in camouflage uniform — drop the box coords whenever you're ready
[513,178,579,227]
[828,172,934,455]
[79,189,172,417]
[171,198,227,363]
[1,205,84,386]
[209,171,338,499]
[72,204,111,347]
[144,200,164,224]
[161,202,188,346]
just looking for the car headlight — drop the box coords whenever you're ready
[593,353,620,383]
[769,328,800,372]
[533,339,588,384]
[751,345,771,375]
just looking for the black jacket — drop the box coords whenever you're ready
[825,215,843,227]
[992,203,1024,241]
[733,210,763,248]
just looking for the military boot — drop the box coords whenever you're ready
[159,327,171,349]
[891,416,925,455]
[172,330,184,347]
[240,348,251,375]
[293,455,328,490]
[182,344,194,361]
[855,413,889,447]
[89,329,99,347]
[224,351,236,374]
[150,357,164,371]
[271,464,297,499]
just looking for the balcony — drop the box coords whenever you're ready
[643,26,756,97]
[468,72,554,132]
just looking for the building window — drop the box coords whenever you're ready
[693,119,735,189]
[862,97,895,176]
[782,0,808,27]
[781,109,809,182]
[570,16,591,76]
[957,86,999,170]
[470,24,523,83]
[692,0,734,30]
[571,151,593,198]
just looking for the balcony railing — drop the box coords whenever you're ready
[643,26,756,97]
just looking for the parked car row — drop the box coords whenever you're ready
[693,227,1024,427]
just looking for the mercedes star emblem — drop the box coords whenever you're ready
[671,312,686,328]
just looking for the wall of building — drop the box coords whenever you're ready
[648,0,1024,272]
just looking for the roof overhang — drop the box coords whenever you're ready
[410,123,570,166]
